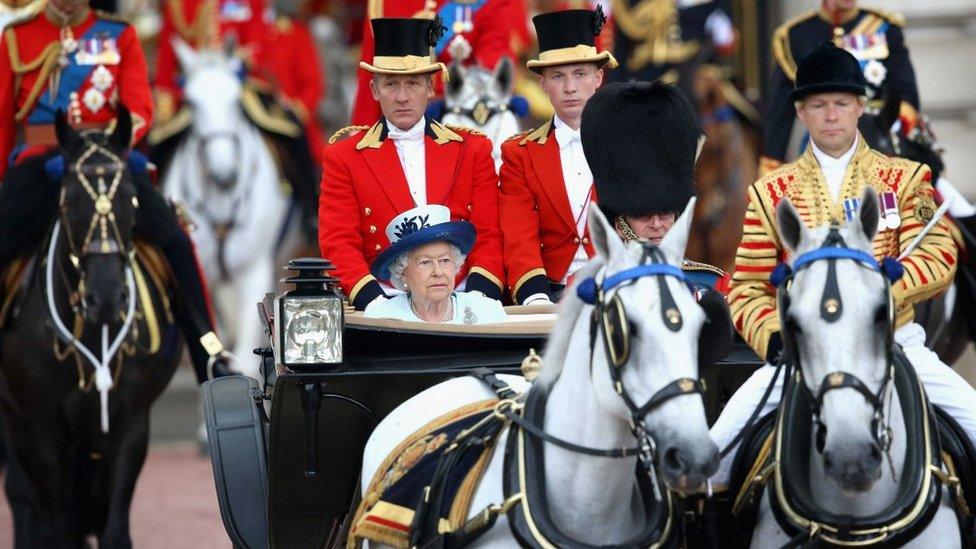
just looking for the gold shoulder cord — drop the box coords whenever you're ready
[5,28,62,122]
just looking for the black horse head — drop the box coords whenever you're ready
[54,109,138,324]
[859,91,944,182]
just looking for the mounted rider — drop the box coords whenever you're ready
[151,0,321,233]
[319,16,504,310]
[0,0,231,382]
[349,0,515,126]
[498,7,618,305]
[712,42,976,486]
[761,0,917,173]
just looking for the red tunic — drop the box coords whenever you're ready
[349,0,513,125]
[0,10,153,179]
[254,15,326,162]
[498,123,595,304]
[154,0,267,99]
[318,119,504,309]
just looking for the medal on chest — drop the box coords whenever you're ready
[76,33,121,65]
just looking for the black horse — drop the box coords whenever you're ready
[860,93,976,365]
[0,111,183,547]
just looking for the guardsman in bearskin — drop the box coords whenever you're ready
[349,0,514,126]
[319,16,504,310]
[606,0,735,85]
[581,79,728,292]
[711,43,976,486]
[0,0,232,381]
[499,8,617,305]
[760,0,917,173]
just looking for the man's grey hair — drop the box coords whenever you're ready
[389,242,467,291]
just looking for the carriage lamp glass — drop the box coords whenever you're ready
[275,258,344,368]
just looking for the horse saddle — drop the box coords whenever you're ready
[347,398,504,549]
[728,353,976,547]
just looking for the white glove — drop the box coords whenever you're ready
[523,294,554,306]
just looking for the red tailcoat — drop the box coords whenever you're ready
[499,121,595,304]
[349,0,513,125]
[318,118,504,309]
[0,11,153,179]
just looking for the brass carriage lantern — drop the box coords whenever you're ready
[274,258,344,370]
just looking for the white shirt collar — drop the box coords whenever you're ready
[387,117,427,142]
[553,115,581,149]
[811,133,858,170]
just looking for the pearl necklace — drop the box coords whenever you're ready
[411,296,453,322]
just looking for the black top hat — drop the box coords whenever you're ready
[360,17,448,78]
[526,8,617,74]
[581,81,701,220]
[789,42,868,102]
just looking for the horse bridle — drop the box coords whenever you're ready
[446,98,514,126]
[775,226,902,455]
[58,137,135,286]
[195,130,242,191]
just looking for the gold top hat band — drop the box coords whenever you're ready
[359,55,449,80]
[527,45,619,71]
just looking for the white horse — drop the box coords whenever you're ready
[359,199,719,547]
[162,38,289,378]
[750,189,959,547]
[441,58,522,170]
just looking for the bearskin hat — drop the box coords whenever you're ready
[581,81,701,220]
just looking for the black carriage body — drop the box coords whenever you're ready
[205,316,761,548]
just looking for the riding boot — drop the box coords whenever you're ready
[132,174,230,383]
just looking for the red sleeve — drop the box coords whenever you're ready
[465,136,504,288]
[498,141,544,289]
[317,144,373,296]
[154,0,180,94]
[292,23,324,118]
[118,25,154,143]
[0,31,15,180]
[350,15,379,125]
[469,0,513,69]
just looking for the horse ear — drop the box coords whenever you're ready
[857,186,880,243]
[111,107,132,151]
[587,203,625,260]
[171,36,198,72]
[659,197,696,261]
[776,197,806,252]
[446,61,464,98]
[55,110,78,150]
[493,57,514,96]
[880,90,902,131]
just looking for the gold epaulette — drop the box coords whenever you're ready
[444,124,485,137]
[328,125,370,145]
[429,120,463,144]
[862,7,905,27]
[95,9,130,23]
[518,120,552,146]
[682,259,725,277]
[505,129,533,142]
[771,11,817,82]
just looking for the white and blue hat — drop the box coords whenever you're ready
[371,205,476,281]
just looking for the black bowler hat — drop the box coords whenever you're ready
[527,7,618,74]
[360,17,448,79]
[789,42,868,102]
[581,81,702,219]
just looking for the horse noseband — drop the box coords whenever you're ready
[813,368,893,454]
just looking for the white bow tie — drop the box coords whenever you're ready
[555,125,581,148]
[388,124,425,143]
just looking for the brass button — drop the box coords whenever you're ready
[540,243,545,249]
[364,207,372,216]
[573,237,581,244]
[467,204,473,212]
[582,237,589,245]
[369,225,377,234]
[374,244,381,251]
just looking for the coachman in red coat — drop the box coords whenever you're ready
[319,16,504,309]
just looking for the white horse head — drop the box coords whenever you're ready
[540,198,719,497]
[776,187,890,491]
[441,58,521,169]
[172,36,246,190]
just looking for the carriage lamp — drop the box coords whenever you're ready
[274,258,344,369]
